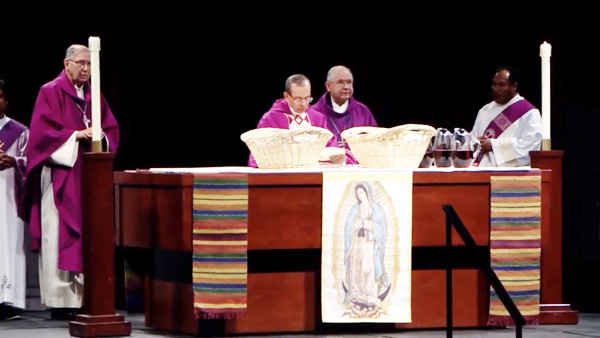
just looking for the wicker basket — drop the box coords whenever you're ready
[341,124,437,168]
[241,127,334,169]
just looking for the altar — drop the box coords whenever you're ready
[113,166,568,335]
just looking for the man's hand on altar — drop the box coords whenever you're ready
[320,147,346,164]
[77,127,93,141]
[478,136,493,153]
[330,153,346,165]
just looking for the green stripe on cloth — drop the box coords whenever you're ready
[488,174,541,326]
[192,173,248,319]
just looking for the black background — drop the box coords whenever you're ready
[2,10,599,312]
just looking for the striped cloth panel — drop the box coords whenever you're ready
[488,174,541,326]
[192,173,248,319]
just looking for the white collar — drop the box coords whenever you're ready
[288,103,306,116]
[0,115,10,130]
[75,84,85,99]
[331,97,349,114]
[494,94,522,108]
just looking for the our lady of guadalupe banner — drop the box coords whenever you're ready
[321,172,412,323]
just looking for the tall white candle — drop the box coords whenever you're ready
[540,41,552,149]
[88,36,102,151]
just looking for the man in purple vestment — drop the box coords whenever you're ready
[0,79,29,320]
[247,74,339,167]
[311,66,377,164]
[22,44,119,318]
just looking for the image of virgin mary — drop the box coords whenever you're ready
[342,182,391,318]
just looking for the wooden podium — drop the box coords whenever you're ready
[530,150,578,324]
[113,169,567,335]
[69,153,132,337]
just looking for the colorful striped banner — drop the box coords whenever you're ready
[488,174,541,326]
[192,173,248,319]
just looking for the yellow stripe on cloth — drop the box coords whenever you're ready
[195,204,248,211]
[193,194,248,200]
[491,309,540,316]
[194,262,247,270]
[194,277,247,284]
[491,248,541,255]
[194,273,247,280]
[491,202,541,207]
[194,199,248,206]
[494,272,540,280]
[193,267,247,273]
[490,234,541,240]
[491,207,541,213]
[491,230,540,236]
[491,176,542,182]
[502,280,540,287]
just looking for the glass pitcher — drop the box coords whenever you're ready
[432,128,453,167]
[418,136,435,168]
[451,128,481,168]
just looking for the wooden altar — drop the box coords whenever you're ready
[113,169,568,335]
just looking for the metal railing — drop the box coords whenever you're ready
[443,205,526,338]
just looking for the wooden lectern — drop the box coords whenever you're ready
[69,153,132,337]
[530,150,578,324]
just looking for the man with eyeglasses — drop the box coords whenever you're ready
[22,44,120,319]
[311,66,378,164]
[248,74,341,167]
[0,79,29,321]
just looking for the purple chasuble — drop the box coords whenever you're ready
[473,99,535,165]
[247,98,335,167]
[310,94,377,164]
[23,71,119,272]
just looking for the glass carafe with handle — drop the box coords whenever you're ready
[432,128,453,167]
[418,136,435,168]
[451,128,481,168]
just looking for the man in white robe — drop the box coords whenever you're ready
[471,67,542,167]
[0,79,28,320]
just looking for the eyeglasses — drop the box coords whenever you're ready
[330,79,353,87]
[286,93,313,104]
[68,59,91,68]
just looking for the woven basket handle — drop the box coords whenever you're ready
[384,124,437,138]
[265,127,333,143]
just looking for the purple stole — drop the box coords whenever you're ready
[0,120,27,152]
[473,99,535,165]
